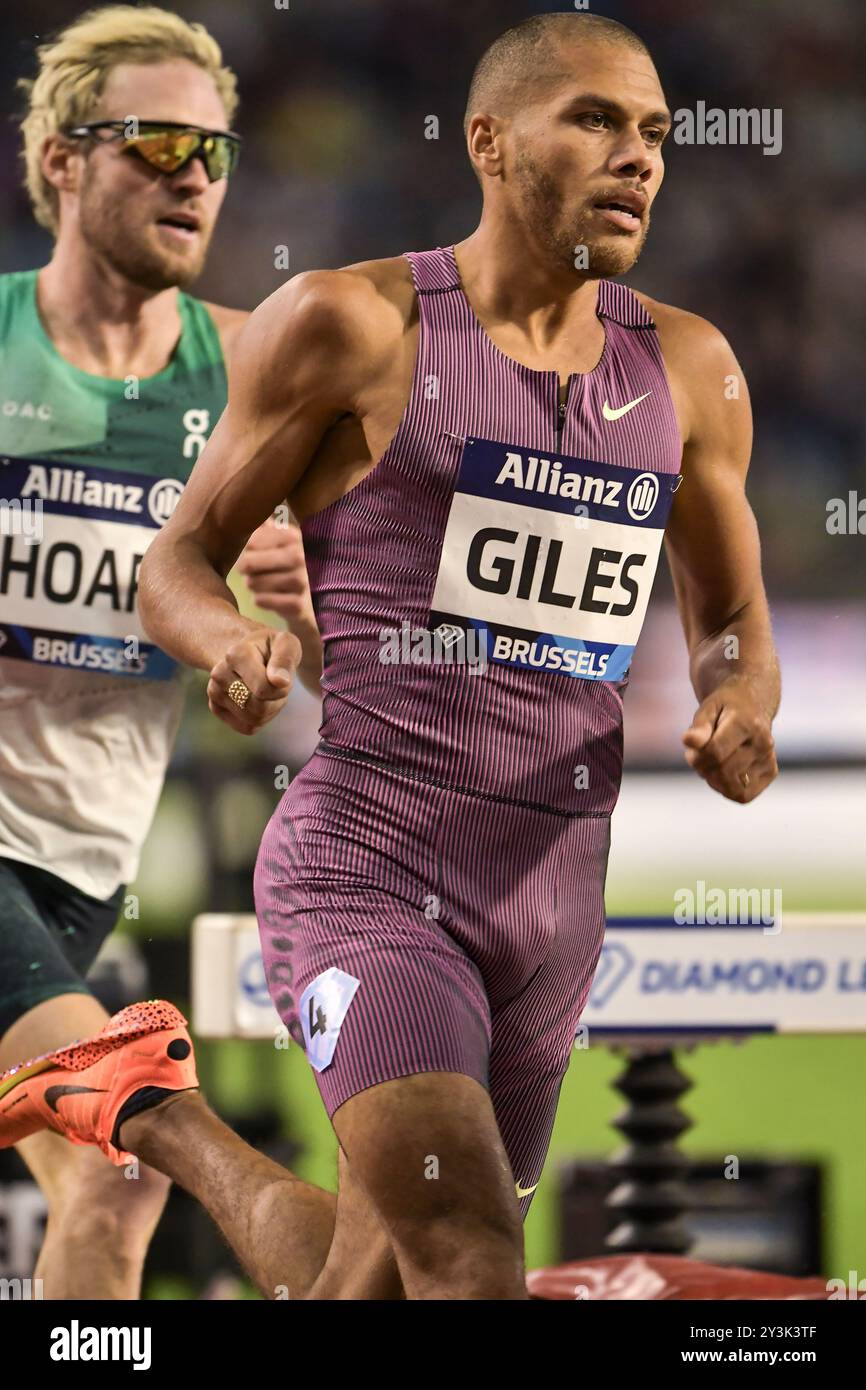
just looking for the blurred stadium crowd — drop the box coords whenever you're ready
[0,0,863,1296]
[2,0,863,601]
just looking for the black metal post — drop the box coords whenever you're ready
[604,1047,694,1254]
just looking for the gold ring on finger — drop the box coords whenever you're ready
[228,678,251,710]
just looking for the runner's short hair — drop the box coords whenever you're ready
[464,12,650,135]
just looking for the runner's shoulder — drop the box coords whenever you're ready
[0,269,35,292]
[632,289,742,378]
[293,254,415,327]
[631,289,750,444]
[0,269,37,339]
[236,258,414,376]
[199,301,250,360]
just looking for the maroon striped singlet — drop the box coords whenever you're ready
[300,245,682,813]
[256,246,682,1210]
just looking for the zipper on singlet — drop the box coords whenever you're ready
[555,379,571,448]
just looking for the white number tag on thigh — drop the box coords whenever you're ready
[300,967,361,1072]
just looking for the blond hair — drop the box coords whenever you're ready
[19,4,239,234]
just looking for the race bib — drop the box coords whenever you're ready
[428,437,681,682]
[299,968,361,1073]
[0,455,183,679]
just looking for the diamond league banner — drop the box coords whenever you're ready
[191,914,866,1041]
[583,917,866,1036]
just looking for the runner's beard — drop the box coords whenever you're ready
[512,151,650,278]
[78,166,210,292]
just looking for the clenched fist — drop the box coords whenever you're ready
[682,678,778,803]
[236,517,315,626]
[207,627,301,735]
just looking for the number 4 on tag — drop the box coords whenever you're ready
[308,997,327,1037]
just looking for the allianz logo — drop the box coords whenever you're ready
[495,451,659,521]
[18,464,183,527]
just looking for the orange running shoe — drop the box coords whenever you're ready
[0,1000,198,1165]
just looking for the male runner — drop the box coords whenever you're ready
[0,5,317,1299]
[4,13,780,1301]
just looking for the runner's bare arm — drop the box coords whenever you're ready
[236,515,324,699]
[657,308,780,802]
[139,271,380,676]
[202,304,323,698]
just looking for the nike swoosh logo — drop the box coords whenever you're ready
[602,391,652,421]
[515,1181,539,1199]
[44,1084,106,1114]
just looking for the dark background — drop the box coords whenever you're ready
[2,0,865,599]
[1,0,864,1297]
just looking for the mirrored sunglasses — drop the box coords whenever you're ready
[64,120,241,183]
